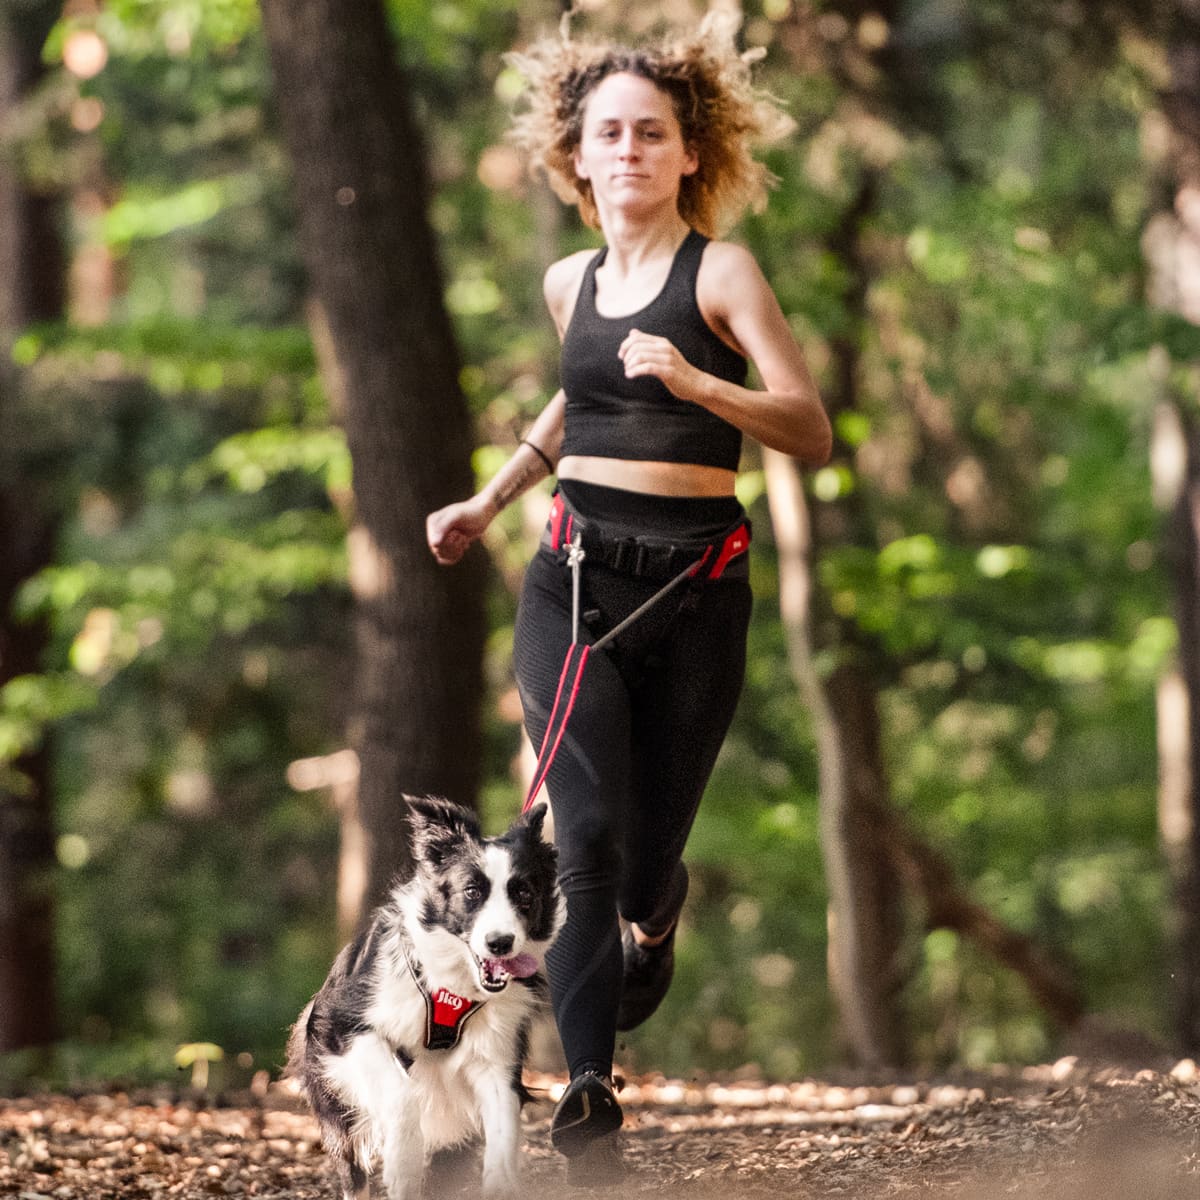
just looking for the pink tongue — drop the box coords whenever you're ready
[498,953,539,978]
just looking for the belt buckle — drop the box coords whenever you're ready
[609,537,636,573]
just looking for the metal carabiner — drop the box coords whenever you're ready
[566,533,586,646]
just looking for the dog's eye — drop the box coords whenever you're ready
[464,883,484,903]
[511,884,534,911]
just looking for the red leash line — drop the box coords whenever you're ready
[521,644,577,813]
[523,643,590,813]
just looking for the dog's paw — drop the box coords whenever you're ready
[481,1163,520,1198]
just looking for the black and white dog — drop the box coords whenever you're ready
[289,797,562,1200]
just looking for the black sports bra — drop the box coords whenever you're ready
[558,230,746,472]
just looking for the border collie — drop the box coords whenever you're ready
[289,797,562,1200]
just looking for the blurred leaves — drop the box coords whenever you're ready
[0,0,1187,1084]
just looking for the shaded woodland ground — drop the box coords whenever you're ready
[3,1059,1200,1198]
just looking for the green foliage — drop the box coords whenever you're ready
[728,0,1171,1069]
[609,0,1176,1074]
[0,0,1186,1086]
[3,0,345,1077]
[0,674,97,766]
[3,336,350,1073]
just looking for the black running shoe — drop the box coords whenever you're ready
[616,923,677,1031]
[550,1071,624,1160]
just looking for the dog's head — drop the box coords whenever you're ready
[404,797,562,995]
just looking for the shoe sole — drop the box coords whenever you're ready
[551,1088,624,1158]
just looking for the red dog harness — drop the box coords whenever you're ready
[399,937,484,1056]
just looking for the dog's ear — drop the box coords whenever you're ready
[405,796,480,868]
[522,801,550,843]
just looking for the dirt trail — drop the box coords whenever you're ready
[2,1060,1198,1198]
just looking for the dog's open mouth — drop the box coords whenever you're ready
[477,953,540,993]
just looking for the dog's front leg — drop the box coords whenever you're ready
[476,1074,522,1197]
[380,1096,427,1200]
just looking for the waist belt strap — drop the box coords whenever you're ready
[543,492,750,581]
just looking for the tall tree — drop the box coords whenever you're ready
[767,0,917,1067]
[765,444,908,1066]
[764,0,1145,1062]
[1146,0,1200,1053]
[258,0,487,921]
[0,0,66,1053]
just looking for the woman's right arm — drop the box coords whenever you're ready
[425,390,565,566]
[426,252,587,566]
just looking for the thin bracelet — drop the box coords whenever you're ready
[520,439,555,475]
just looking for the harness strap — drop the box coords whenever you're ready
[549,492,566,551]
[521,529,715,813]
[399,935,485,1051]
[591,548,711,653]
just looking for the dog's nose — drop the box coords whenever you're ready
[485,932,515,956]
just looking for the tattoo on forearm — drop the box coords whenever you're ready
[491,454,546,513]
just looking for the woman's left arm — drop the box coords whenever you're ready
[618,242,832,466]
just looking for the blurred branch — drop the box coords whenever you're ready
[878,800,1087,1028]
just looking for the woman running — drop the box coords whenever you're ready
[426,16,831,1178]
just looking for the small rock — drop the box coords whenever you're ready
[1169,1058,1198,1084]
[1050,1056,1078,1083]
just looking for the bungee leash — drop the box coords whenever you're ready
[521,534,714,814]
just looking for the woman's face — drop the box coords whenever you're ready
[574,72,698,220]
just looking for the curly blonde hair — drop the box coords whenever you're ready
[505,13,792,238]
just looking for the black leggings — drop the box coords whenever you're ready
[512,481,752,1078]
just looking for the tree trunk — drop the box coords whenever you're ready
[768,449,1087,1051]
[1145,0,1200,1055]
[818,174,909,1068]
[259,0,487,921]
[771,0,917,1063]
[0,0,65,1054]
[1152,396,1200,1052]
[764,449,907,1067]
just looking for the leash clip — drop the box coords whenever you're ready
[567,534,585,645]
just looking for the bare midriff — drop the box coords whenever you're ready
[557,455,737,498]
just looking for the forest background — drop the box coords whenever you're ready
[2,0,1200,1093]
